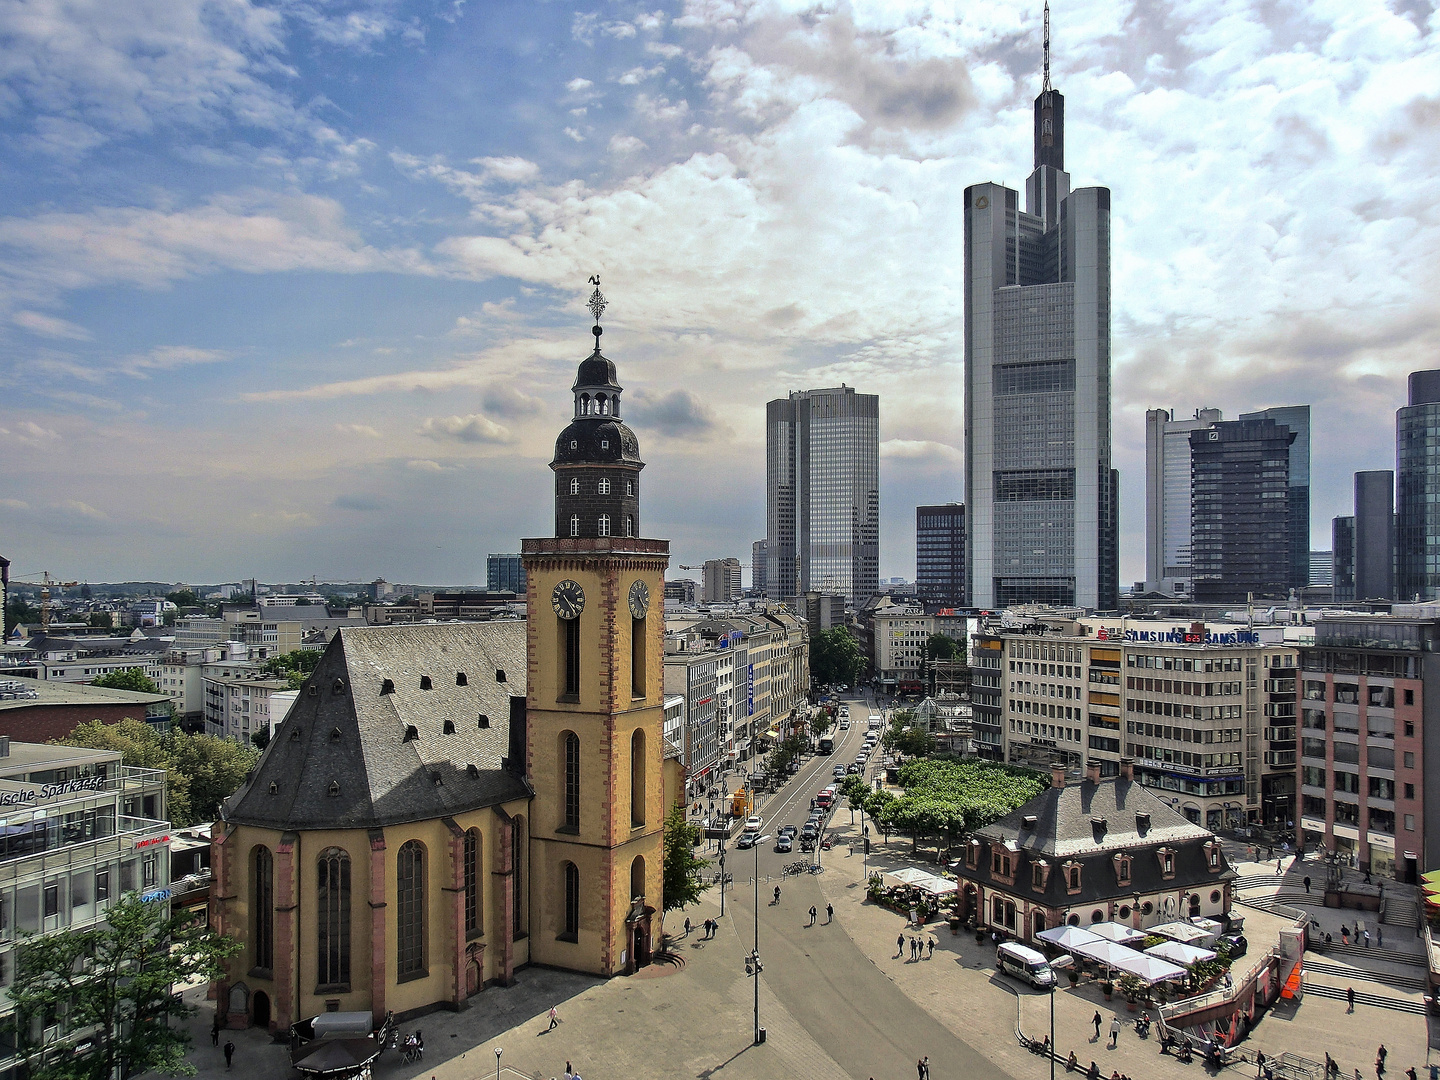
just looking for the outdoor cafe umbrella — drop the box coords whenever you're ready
[1036,925,1103,951]
[1072,938,1142,978]
[887,867,935,885]
[1146,939,1217,966]
[293,1039,384,1077]
[1109,950,1187,986]
[1088,921,1146,945]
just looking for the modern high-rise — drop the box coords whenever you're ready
[1189,417,1297,603]
[1309,551,1333,587]
[751,539,768,595]
[486,552,525,595]
[916,504,967,608]
[766,386,879,609]
[1144,407,1223,594]
[963,47,1117,610]
[702,558,742,603]
[1333,518,1356,603]
[1397,371,1440,601]
[1354,470,1395,601]
[1240,405,1311,590]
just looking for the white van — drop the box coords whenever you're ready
[996,942,1056,989]
[867,714,883,731]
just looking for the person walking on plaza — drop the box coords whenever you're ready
[809,905,817,926]
[1378,1046,1388,1069]
[898,933,906,958]
[1092,1011,1103,1039]
[1109,1015,1121,1048]
[684,917,691,937]
[826,903,833,924]
[1304,875,1312,893]
[1405,1067,1417,1080]
[927,937,935,959]
[1347,986,1356,1011]
[1364,929,1372,949]
[921,1055,930,1078]
[548,1005,559,1030]
[211,1015,221,1047]
[223,1041,235,1069]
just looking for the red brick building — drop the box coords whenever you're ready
[0,680,170,742]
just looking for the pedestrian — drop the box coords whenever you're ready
[927,937,935,958]
[1277,858,1284,875]
[922,1055,930,1079]
[1377,925,1383,947]
[1322,1054,1330,1077]
[1347,986,1356,1011]
[809,905,818,926]
[223,1041,235,1069]
[827,903,834,923]
[917,1058,925,1080]
[1364,930,1372,949]
[1109,1015,1121,1048]
[684,917,692,937]
[1342,928,1350,946]
[898,933,906,958]
[548,1005,559,1030]
[910,937,918,959]
[1406,1068,1417,1080]
[1304,875,1312,893]
[1379,1046,1388,1067]
[565,1063,573,1080]
[211,1014,221,1047]
[1093,1010,1103,1039]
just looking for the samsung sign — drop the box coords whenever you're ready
[1095,627,1260,645]
[0,774,105,808]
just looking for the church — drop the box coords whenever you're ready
[210,285,680,1032]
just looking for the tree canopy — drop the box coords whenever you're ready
[164,589,200,609]
[880,758,1050,847]
[59,719,258,827]
[880,708,935,758]
[12,893,241,1080]
[661,804,711,912]
[810,626,866,686]
[925,632,963,661]
[91,668,160,695]
[260,649,323,690]
[5,596,41,635]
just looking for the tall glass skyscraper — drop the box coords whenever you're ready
[1240,404,1311,590]
[766,387,879,609]
[1397,370,1440,600]
[1144,407,1222,594]
[916,504,966,608]
[963,53,1117,609]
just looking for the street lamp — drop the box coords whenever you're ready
[717,839,727,918]
[494,1046,502,1080]
[749,833,770,1045]
[1048,955,1074,1080]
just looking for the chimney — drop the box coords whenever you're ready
[504,694,527,777]
[1119,757,1134,782]
[1051,760,1066,790]
[1085,758,1101,785]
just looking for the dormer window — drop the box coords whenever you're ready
[600,440,609,449]
[1157,847,1176,879]
[966,840,980,869]
[1031,860,1048,890]
[495,669,506,683]
[404,725,419,742]
[456,672,467,686]
[419,675,432,690]
[380,678,395,695]
[1114,854,1132,886]
[443,719,455,735]
[478,714,490,728]
[1205,842,1222,870]
[328,781,340,797]
[1063,861,1082,894]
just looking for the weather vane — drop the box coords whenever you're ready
[587,275,607,326]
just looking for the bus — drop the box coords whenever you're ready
[818,737,835,754]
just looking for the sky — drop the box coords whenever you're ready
[2,0,1439,590]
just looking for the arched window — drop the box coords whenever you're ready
[598,514,610,537]
[626,478,634,497]
[598,477,610,495]
[580,393,590,415]
[626,515,634,537]
[396,840,426,979]
[569,477,579,496]
[317,847,351,989]
[630,854,645,901]
[630,729,646,828]
[561,731,580,831]
[560,861,579,942]
[569,515,580,537]
[252,846,274,974]
[463,829,482,937]
[596,395,607,415]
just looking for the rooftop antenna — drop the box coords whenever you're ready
[1042,2,1052,93]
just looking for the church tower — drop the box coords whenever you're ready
[522,282,670,975]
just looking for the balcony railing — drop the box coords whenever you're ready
[0,815,171,889]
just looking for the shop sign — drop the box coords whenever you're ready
[0,774,105,808]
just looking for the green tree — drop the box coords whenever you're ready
[90,668,160,695]
[809,710,831,740]
[925,632,962,661]
[165,731,259,825]
[260,650,323,691]
[661,804,711,912]
[294,596,312,606]
[810,626,866,687]
[5,596,41,635]
[881,708,935,758]
[87,612,114,630]
[250,728,272,750]
[11,893,242,1080]
[164,590,200,609]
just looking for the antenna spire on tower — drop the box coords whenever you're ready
[1042,2,1051,92]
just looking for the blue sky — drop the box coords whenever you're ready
[2,0,1439,588]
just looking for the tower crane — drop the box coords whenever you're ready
[12,571,83,634]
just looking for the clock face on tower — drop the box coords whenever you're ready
[551,579,586,620]
[628,579,650,619]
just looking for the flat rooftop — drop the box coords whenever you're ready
[0,679,167,712]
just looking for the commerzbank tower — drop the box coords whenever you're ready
[963,7,1118,610]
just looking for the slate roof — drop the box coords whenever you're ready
[222,622,531,831]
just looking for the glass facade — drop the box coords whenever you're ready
[765,387,879,608]
[1396,373,1440,599]
[915,504,966,608]
[485,554,525,595]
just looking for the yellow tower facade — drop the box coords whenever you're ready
[522,284,670,975]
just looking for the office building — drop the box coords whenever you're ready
[1240,405,1311,590]
[963,53,1117,610]
[1309,551,1333,587]
[664,579,698,605]
[1189,417,1297,604]
[1333,518,1356,602]
[766,386,879,608]
[1354,470,1395,601]
[751,539,768,595]
[1144,408,1222,594]
[916,504,967,608]
[1397,371,1440,600]
[702,558,742,604]
[1299,610,1438,881]
[486,553,525,595]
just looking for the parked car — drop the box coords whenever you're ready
[1218,933,1247,958]
[774,835,793,853]
[779,824,798,838]
[736,831,760,849]
[800,824,819,841]
[832,765,847,778]
[787,761,800,775]
[840,720,851,729]
[846,763,859,774]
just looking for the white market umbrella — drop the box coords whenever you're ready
[1089,921,1146,945]
[1036,925,1103,950]
[1146,939,1217,966]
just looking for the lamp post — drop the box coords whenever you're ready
[718,839,727,918]
[1049,955,1074,1080]
[494,1047,502,1080]
[748,833,769,1044]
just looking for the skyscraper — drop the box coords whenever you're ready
[915,504,967,608]
[1144,407,1222,594]
[1332,517,1356,602]
[1240,405,1311,590]
[1189,418,1296,603]
[766,386,879,609]
[486,552,525,595]
[1397,370,1440,600]
[1353,470,1395,601]
[963,16,1117,610]
[751,539,768,595]
[702,558,742,603]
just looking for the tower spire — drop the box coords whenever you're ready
[1042,2,1051,93]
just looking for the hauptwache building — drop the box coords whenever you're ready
[212,289,680,1031]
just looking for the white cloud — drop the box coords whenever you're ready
[608,134,648,154]
[335,423,381,437]
[566,77,594,93]
[115,345,228,378]
[12,310,91,340]
[417,413,514,444]
[406,458,445,471]
[563,126,586,142]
